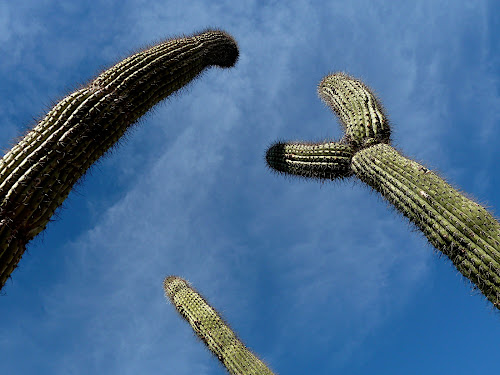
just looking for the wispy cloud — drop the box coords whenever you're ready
[1,1,499,375]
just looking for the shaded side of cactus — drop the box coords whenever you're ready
[0,30,239,290]
[266,72,500,309]
[164,276,275,375]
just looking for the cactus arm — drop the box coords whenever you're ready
[265,141,354,179]
[267,72,500,309]
[164,276,275,375]
[351,143,500,307]
[318,73,391,146]
[0,30,238,289]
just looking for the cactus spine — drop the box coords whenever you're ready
[266,72,500,309]
[0,30,239,290]
[164,276,275,375]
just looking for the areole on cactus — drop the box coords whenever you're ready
[0,30,239,290]
[266,72,500,309]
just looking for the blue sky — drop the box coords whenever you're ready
[1,1,500,374]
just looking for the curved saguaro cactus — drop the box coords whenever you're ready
[0,30,239,290]
[164,276,275,375]
[266,72,500,309]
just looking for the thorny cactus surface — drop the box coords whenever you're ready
[266,72,500,309]
[164,276,275,375]
[0,30,239,290]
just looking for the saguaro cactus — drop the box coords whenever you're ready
[266,72,500,309]
[0,30,239,290]
[164,276,275,375]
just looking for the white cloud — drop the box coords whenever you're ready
[1,1,498,374]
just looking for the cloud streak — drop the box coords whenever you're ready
[1,1,499,375]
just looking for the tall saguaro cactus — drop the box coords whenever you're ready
[266,72,500,309]
[164,276,275,375]
[0,30,239,290]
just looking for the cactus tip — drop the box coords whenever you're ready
[201,29,239,69]
[265,141,287,174]
[163,275,189,298]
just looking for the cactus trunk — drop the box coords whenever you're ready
[352,143,500,307]
[0,30,238,289]
[266,72,500,309]
[164,276,275,375]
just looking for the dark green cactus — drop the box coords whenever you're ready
[164,276,275,375]
[0,30,239,290]
[266,72,500,309]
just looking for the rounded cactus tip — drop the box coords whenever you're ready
[265,142,288,173]
[163,275,189,297]
[318,71,345,87]
[201,29,239,69]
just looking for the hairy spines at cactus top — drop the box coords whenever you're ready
[164,276,275,375]
[266,141,354,180]
[351,143,500,307]
[318,73,390,146]
[0,30,238,290]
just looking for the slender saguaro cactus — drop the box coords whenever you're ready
[164,276,275,375]
[0,30,239,290]
[266,72,500,309]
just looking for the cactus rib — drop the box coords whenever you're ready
[266,72,500,309]
[0,30,239,290]
[164,276,275,375]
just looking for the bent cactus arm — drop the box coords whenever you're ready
[266,72,500,309]
[164,276,275,375]
[266,141,354,180]
[318,73,391,146]
[0,30,238,290]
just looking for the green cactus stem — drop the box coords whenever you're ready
[266,141,354,180]
[0,30,239,290]
[164,276,275,375]
[352,144,500,305]
[266,72,500,309]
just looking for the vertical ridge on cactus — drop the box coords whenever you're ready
[266,72,500,309]
[0,30,239,290]
[164,276,275,375]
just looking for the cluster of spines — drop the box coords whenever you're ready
[164,276,275,375]
[266,72,500,309]
[0,30,238,290]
